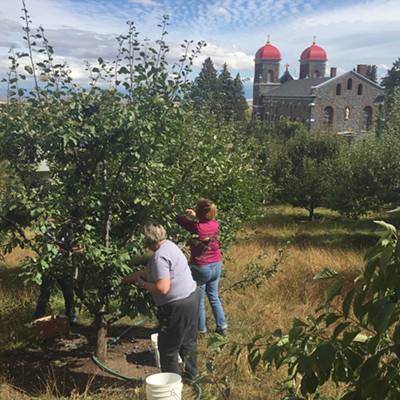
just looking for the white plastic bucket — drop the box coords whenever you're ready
[151,333,182,369]
[146,372,182,400]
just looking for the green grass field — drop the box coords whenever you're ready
[0,205,386,399]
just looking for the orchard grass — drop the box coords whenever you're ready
[0,205,384,399]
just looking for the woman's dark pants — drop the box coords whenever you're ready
[157,289,200,378]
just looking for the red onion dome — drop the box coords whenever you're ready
[300,38,327,61]
[255,36,281,60]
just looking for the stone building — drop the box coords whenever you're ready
[253,38,384,134]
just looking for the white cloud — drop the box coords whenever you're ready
[195,43,254,71]
[0,0,399,98]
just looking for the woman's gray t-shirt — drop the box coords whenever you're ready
[146,240,196,306]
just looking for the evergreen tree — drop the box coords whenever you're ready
[218,63,235,120]
[217,65,248,121]
[382,86,400,135]
[190,57,219,110]
[232,73,249,121]
[381,58,400,96]
[366,65,378,83]
[190,58,248,121]
[381,58,400,121]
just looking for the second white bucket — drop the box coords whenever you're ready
[151,333,182,369]
[146,372,182,400]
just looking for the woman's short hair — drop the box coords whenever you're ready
[143,221,167,245]
[195,198,217,221]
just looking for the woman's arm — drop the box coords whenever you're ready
[122,269,147,284]
[137,276,170,295]
[175,214,198,234]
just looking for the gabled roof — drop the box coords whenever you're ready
[262,70,384,100]
[316,69,383,90]
[262,77,331,99]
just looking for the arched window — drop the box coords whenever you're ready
[347,78,353,90]
[362,106,373,130]
[336,84,342,95]
[357,84,363,95]
[345,106,350,120]
[313,70,320,78]
[324,106,334,129]
[267,70,273,83]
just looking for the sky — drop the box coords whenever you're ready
[1,0,399,99]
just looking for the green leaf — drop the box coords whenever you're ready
[353,290,368,320]
[326,280,343,302]
[360,354,380,381]
[341,330,361,347]
[300,372,319,395]
[288,326,303,343]
[262,343,280,368]
[363,247,382,281]
[366,334,380,354]
[388,206,400,217]
[342,289,354,318]
[312,341,335,372]
[339,390,359,400]
[313,268,338,280]
[297,353,312,375]
[24,65,33,74]
[206,333,227,352]
[368,299,396,333]
[332,322,351,339]
[373,220,397,237]
[248,348,261,372]
[118,66,130,74]
[342,347,363,370]
[393,323,400,343]
[323,312,340,327]
[379,243,394,270]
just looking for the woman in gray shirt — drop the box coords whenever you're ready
[122,222,200,378]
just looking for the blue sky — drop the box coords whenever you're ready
[1,0,400,99]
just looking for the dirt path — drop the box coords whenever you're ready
[1,322,160,397]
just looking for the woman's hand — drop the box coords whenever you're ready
[122,270,145,285]
[137,276,170,294]
[185,208,196,217]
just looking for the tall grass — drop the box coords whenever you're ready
[196,205,379,399]
[0,205,382,399]
[0,247,38,352]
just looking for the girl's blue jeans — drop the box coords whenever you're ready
[190,261,227,332]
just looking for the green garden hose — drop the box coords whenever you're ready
[90,317,202,399]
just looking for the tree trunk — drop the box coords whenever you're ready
[94,310,108,361]
[94,159,111,361]
[308,207,315,222]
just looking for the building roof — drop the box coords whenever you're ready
[262,77,331,99]
[280,65,294,84]
[255,36,281,60]
[316,69,384,90]
[300,39,327,61]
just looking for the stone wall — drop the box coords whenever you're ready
[311,72,383,133]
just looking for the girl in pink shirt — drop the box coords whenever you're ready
[176,199,227,336]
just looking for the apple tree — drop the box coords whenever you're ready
[0,5,261,359]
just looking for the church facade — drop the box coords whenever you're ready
[252,38,384,135]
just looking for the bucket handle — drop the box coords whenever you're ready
[171,388,181,399]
